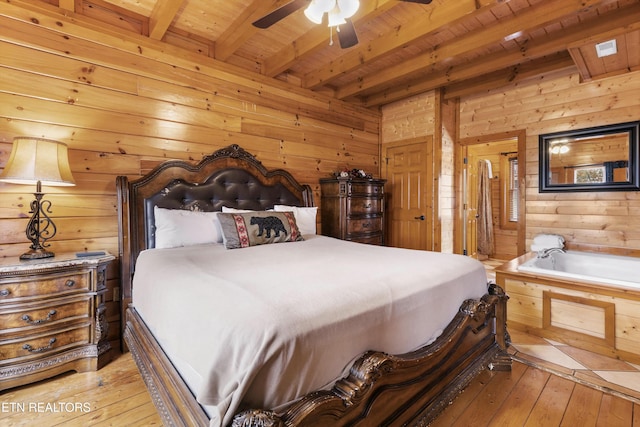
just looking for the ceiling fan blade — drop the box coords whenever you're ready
[252,0,309,29]
[401,0,433,4]
[338,19,358,49]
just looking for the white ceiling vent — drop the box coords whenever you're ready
[595,39,617,58]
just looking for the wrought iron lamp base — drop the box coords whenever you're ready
[20,248,55,260]
[20,182,58,260]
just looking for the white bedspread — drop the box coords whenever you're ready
[132,235,488,427]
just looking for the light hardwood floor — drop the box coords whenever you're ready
[432,358,640,427]
[2,350,639,426]
[0,352,161,426]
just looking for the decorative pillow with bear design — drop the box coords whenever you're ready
[217,211,304,249]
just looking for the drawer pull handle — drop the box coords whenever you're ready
[362,222,371,228]
[0,289,10,297]
[23,338,56,353]
[22,310,57,325]
[363,203,372,208]
[65,279,76,287]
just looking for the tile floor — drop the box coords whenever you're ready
[482,258,640,405]
[508,329,640,404]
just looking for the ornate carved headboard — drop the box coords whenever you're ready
[116,144,313,326]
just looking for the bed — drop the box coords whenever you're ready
[116,144,511,427]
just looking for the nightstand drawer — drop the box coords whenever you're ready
[347,217,383,234]
[0,296,91,334]
[0,272,90,302]
[347,197,382,215]
[0,324,92,363]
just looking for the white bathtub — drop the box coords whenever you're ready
[517,250,640,290]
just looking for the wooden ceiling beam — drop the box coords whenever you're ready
[301,0,500,89]
[149,0,186,40]
[215,0,291,61]
[335,0,620,100]
[261,0,398,78]
[59,0,75,13]
[442,54,577,100]
[362,47,576,106]
[361,2,640,106]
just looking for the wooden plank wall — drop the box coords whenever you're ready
[0,1,381,350]
[460,69,640,252]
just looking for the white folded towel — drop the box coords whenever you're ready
[531,234,564,252]
[533,234,564,246]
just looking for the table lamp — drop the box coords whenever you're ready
[0,137,75,260]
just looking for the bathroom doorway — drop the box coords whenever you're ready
[460,133,525,260]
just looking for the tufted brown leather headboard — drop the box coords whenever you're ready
[116,144,313,328]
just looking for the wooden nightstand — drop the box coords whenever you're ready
[320,177,386,245]
[0,252,115,391]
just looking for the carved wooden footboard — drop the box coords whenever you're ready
[124,284,510,427]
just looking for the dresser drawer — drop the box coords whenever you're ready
[0,324,91,363]
[0,271,90,302]
[0,296,91,335]
[348,182,384,196]
[347,217,383,234]
[349,234,384,245]
[347,197,382,215]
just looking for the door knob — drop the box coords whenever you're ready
[414,215,425,220]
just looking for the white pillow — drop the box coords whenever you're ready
[221,206,255,213]
[274,205,317,235]
[154,207,223,248]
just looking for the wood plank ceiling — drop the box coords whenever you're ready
[40,0,640,107]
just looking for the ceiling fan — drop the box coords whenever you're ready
[252,0,433,49]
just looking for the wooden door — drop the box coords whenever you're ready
[384,139,433,250]
[463,147,479,258]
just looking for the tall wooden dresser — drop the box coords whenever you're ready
[0,252,114,390]
[320,177,386,245]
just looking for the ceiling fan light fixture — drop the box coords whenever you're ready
[327,5,347,27]
[305,0,360,27]
[304,3,325,24]
[337,0,359,19]
[316,0,336,12]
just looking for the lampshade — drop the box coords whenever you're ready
[0,137,75,186]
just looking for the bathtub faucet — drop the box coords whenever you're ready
[537,247,566,259]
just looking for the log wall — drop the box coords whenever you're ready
[460,69,640,252]
[0,1,380,351]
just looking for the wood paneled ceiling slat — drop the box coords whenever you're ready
[19,0,640,107]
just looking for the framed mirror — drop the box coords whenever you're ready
[539,121,640,192]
